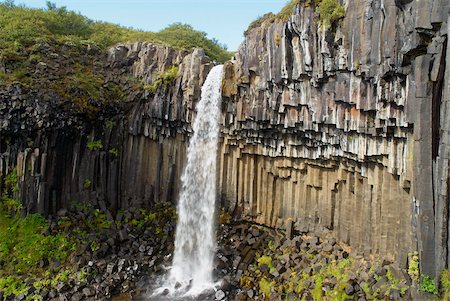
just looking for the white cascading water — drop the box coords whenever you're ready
[161,65,224,296]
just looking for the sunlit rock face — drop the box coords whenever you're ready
[218,0,449,278]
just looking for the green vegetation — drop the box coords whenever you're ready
[294,271,310,294]
[87,139,103,151]
[0,199,75,275]
[244,0,300,35]
[0,197,77,299]
[84,179,92,189]
[0,1,232,116]
[109,147,118,157]
[420,275,438,295]
[143,65,179,94]
[268,240,276,251]
[4,168,19,196]
[150,24,232,62]
[316,0,346,29]
[407,254,450,298]
[241,237,410,301]
[54,64,125,111]
[244,0,345,36]
[0,196,21,215]
[105,119,116,129]
[86,209,112,230]
[218,207,231,224]
[441,269,450,300]
[0,1,232,63]
[277,0,301,21]
[408,251,419,282]
[0,193,177,299]
[259,277,275,298]
[124,206,176,231]
[257,255,276,273]
[1,44,127,113]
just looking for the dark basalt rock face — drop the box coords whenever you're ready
[219,0,450,281]
[1,0,450,289]
[0,40,213,215]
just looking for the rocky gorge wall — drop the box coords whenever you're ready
[218,0,450,279]
[1,0,450,282]
[0,42,212,215]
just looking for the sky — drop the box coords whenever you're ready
[16,0,289,51]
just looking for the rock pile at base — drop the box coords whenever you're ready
[214,223,411,301]
[3,205,176,301]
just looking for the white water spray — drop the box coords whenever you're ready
[160,65,224,296]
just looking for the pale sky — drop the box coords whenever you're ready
[16,0,289,51]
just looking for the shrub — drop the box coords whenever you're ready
[160,65,179,84]
[0,2,232,63]
[0,196,21,215]
[0,276,28,298]
[257,255,277,274]
[85,209,111,230]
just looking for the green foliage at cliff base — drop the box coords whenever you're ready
[0,195,177,299]
[0,196,77,299]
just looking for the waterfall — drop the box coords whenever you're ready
[158,65,224,297]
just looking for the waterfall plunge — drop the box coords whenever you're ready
[165,65,224,296]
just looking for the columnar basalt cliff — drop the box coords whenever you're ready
[1,0,449,283]
[219,0,449,279]
[0,41,212,215]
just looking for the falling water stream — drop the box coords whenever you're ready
[152,65,224,298]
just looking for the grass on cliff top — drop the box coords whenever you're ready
[244,0,300,35]
[0,1,233,63]
[244,0,345,35]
